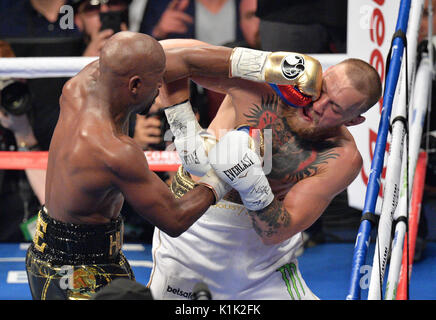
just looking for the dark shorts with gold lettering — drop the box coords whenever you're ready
[25,206,135,300]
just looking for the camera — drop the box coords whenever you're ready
[100,10,128,33]
[0,79,32,116]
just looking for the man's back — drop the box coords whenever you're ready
[45,61,124,224]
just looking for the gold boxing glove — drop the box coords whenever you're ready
[229,47,322,101]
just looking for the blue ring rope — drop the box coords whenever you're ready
[346,0,412,300]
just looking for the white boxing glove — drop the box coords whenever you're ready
[164,100,217,177]
[208,127,274,211]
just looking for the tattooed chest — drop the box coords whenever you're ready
[243,95,339,185]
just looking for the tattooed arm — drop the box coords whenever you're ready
[249,146,363,245]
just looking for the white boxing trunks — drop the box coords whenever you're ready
[147,169,318,300]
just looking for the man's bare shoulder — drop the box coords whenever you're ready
[324,129,363,180]
[100,134,149,180]
[62,60,99,99]
[340,127,362,166]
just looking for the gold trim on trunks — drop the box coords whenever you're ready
[33,210,47,253]
[109,231,121,257]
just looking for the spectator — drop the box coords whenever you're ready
[0,110,45,205]
[133,114,165,151]
[128,0,149,32]
[0,41,42,242]
[256,0,347,53]
[0,1,83,241]
[419,0,436,44]
[0,0,83,152]
[72,0,130,56]
[0,0,81,39]
[208,0,261,124]
[140,0,244,45]
[236,0,260,49]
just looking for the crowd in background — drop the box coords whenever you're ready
[0,0,433,260]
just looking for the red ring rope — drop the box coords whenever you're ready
[0,151,181,172]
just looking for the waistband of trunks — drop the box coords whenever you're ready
[31,206,124,265]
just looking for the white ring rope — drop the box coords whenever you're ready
[0,57,98,79]
[0,54,348,79]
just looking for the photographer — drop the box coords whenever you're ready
[72,0,131,56]
[0,41,43,242]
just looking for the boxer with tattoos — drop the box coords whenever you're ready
[148,39,382,300]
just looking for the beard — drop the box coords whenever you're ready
[282,106,340,142]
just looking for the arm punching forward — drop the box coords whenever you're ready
[161,39,332,241]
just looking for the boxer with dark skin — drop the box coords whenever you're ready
[45,32,231,234]
[25,32,239,300]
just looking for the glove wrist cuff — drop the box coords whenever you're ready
[164,100,202,137]
[198,169,232,204]
[230,47,271,81]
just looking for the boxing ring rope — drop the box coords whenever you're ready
[0,54,347,79]
[367,0,424,300]
[347,0,412,300]
[0,151,181,172]
[396,151,427,300]
[349,0,434,300]
[0,50,345,173]
[384,53,433,300]
[0,57,98,79]
[0,51,345,172]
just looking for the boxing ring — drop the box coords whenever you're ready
[347,0,434,300]
[0,0,434,299]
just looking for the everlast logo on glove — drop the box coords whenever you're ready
[222,153,255,182]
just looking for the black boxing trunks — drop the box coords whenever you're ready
[25,206,134,300]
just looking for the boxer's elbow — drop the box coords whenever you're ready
[251,202,297,245]
[261,236,281,246]
[163,209,191,238]
[260,231,297,246]
[162,222,186,238]
[253,221,297,245]
[164,228,184,238]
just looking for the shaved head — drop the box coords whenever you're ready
[97,32,166,115]
[338,58,382,114]
[100,31,165,79]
